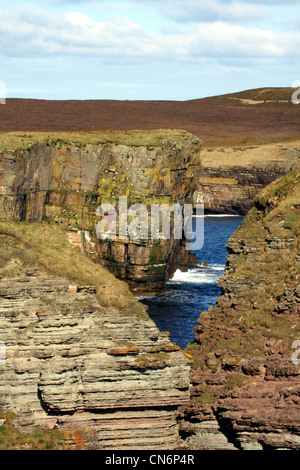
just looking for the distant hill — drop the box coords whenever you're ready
[0,87,299,147]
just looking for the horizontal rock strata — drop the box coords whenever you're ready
[0,262,190,449]
[194,144,299,214]
[0,134,202,292]
[181,169,300,450]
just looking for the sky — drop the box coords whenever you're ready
[0,0,300,100]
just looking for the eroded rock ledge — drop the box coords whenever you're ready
[0,225,190,450]
[181,169,300,450]
[194,143,300,214]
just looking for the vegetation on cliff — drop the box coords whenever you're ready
[0,129,193,151]
[0,411,63,450]
[0,220,190,450]
[186,168,300,397]
[0,221,147,317]
[180,169,300,450]
[0,132,202,292]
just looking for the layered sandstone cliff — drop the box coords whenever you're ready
[0,222,190,450]
[0,131,202,292]
[1,129,299,450]
[194,142,300,214]
[181,169,300,450]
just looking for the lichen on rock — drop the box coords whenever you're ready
[181,169,300,450]
[0,222,190,450]
[0,131,202,293]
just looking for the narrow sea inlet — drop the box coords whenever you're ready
[139,215,244,349]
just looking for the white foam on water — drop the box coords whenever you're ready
[209,264,225,271]
[169,266,224,285]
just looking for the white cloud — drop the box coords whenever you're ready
[0,6,157,57]
[182,22,295,58]
[157,0,264,23]
[0,0,297,104]
[0,4,299,62]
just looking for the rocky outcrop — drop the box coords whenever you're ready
[0,133,202,292]
[0,224,191,450]
[181,169,300,450]
[194,143,300,214]
[2,130,299,450]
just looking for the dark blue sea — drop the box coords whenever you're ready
[138,215,244,349]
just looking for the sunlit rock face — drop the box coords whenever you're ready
[180,169,300,450]
[0,236,191,450]
[0,135,202,292]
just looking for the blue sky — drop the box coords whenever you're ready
[0,0,299,100]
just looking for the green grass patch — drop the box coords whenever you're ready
[0,129,195,151]
[0,221,148,318]
[194,373,250,405]
[0,411,63,450]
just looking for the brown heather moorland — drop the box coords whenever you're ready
[0,87,299,147]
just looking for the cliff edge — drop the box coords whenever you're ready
[181,169,300,450]
[0,221,191,450]
[0,130,201,292]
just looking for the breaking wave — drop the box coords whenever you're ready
[139,215,244,349]
[170,265,224,285]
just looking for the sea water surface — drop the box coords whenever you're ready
[138,215,244,349]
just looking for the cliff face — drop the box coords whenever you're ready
[181,169,300,450]
[0,131,198,449]
[194,143,300,214]
[0,132,202,292]
[1,129,299,450]
[0,222,190,450]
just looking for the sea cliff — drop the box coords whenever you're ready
[194,142,300,214]
[0,129,299,450]
[181,169,300,450]
[0,221,191,450]
[0,131,202,292]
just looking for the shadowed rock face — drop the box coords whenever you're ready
[194,164,298,215]
[0,135,202,292]
[194,144,300,215]
[1,129,299,450]
[180,169,300,450]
